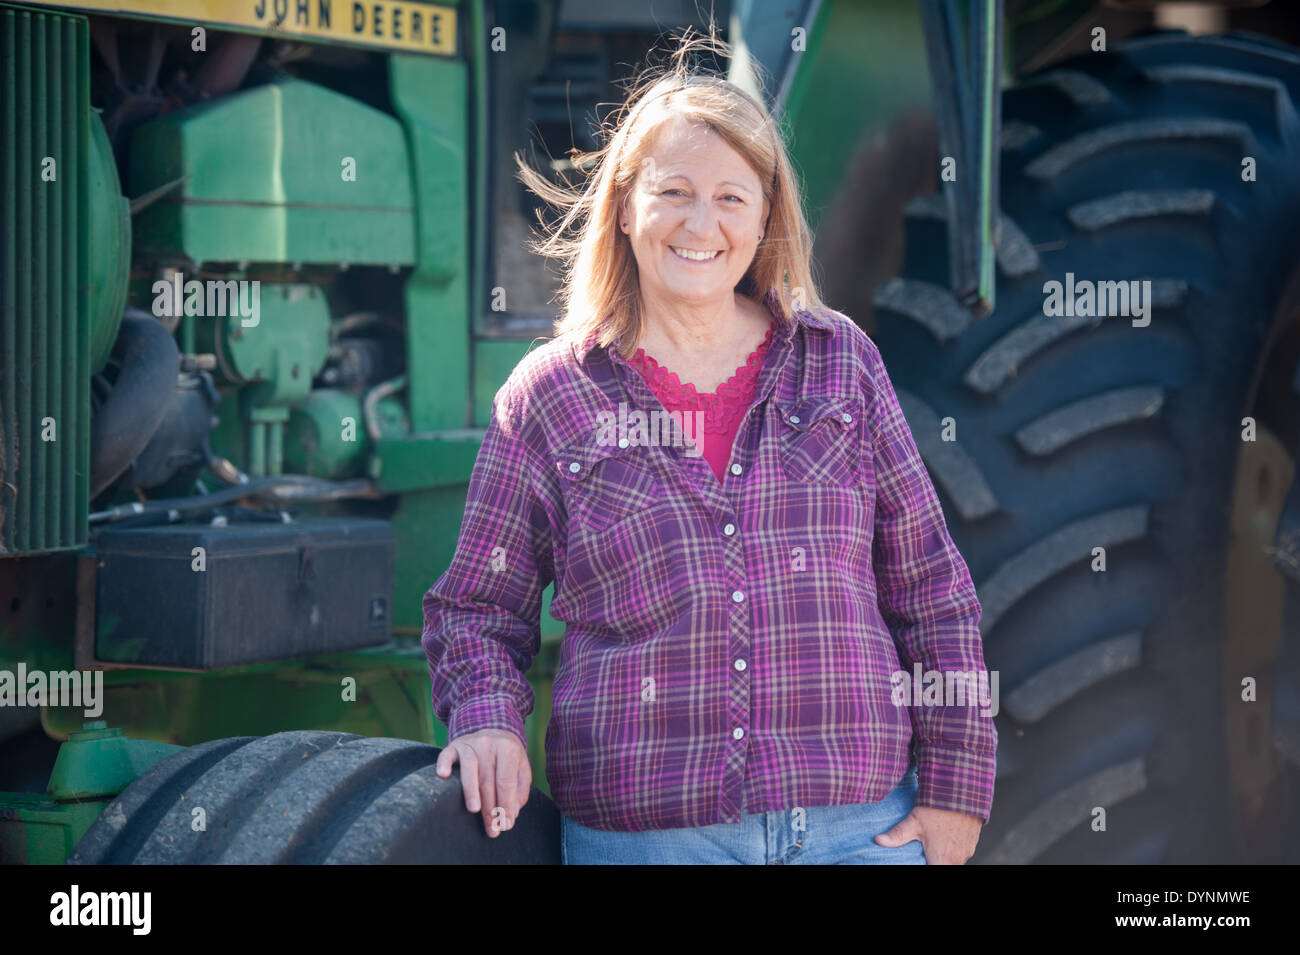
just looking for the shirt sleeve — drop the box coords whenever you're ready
[865,337,998,822]
[420,377,556,752]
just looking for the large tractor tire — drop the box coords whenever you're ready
[870,30,1300,863]
[67,731,561,864]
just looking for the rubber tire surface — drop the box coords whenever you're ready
[870,30,1300,863]
[68,731,561,864]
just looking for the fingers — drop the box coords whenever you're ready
[487,737,532,837]
[492,751,518,837]
[456,744,482,814]
[478,748,499,838]
[435,743,459,777]
[516,757,532,810]
[874,809,924,848]
[443,731,532,838]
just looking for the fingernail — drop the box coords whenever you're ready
[468,800,480,812]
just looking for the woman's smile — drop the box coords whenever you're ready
[669,245,723,263]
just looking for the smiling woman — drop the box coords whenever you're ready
[420,24,997,865]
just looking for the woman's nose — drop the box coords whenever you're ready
[683,198,721,237]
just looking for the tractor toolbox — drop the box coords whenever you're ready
[92,517,393,669]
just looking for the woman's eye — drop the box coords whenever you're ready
[723,195,743,203]
[663,189,685,198]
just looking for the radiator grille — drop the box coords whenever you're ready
[1,4,90,554]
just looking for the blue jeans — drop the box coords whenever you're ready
[561,765,926,864]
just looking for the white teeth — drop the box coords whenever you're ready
[671,246,720,261]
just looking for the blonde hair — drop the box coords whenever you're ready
[515,24,825,358]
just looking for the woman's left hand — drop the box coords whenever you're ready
[875,805,983,864]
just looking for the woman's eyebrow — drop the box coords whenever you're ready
[658,173,756,194]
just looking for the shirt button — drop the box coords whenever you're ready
[723,523,736,536]
[789,415,800,424]
[618,437,630,449]
[568,461,581,473]
[730,463,743,476]
[734,659,747,671]
[841,412,853,424]
[732,728,745,740]
[731,590,745,603]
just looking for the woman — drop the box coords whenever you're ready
[422,31,996,864]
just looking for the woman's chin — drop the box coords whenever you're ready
[658,279,734,303]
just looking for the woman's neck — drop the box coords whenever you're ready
[632,290,773,393]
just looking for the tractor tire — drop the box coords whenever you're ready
[67,730,561,864]
[869,30,1300,863]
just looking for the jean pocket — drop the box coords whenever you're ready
[776,396,865,486]
[553,439,662,536]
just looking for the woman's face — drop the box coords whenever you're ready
[620,116,770,310]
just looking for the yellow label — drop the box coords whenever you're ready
[19,1,457,56]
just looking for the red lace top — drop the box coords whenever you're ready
[626,319,777,482]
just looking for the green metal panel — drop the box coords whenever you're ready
[196,283,332,403]
[368,432,482,492]
[86,111,128,374]
[0,3,91,555]
[780,0,933,233]
[285,389,409,478]
[37,646,439,747]
[0,720,181,864]
[472,337,543,426]
[129,78,418,267]
[388,42,471,431]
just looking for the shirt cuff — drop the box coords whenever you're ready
[913,741,996,822]
[446,694,529,752]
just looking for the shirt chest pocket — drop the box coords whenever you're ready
[554,439,662,536]
[776,396,867,486]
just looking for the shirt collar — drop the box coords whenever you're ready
[575,287,837,365]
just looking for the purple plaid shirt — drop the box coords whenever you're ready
[422,287,997,831]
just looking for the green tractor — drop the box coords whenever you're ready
[1,0,1297,864]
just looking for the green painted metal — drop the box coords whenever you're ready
[128,78,418,267]
[0,3,91,555]
[86,110,128,374]
[34,644,441,754]
[0,553,77,675]
[190,281,332,476]
[472,338,541,427]
[778,0,934,234]
[199,283,332,403]
[0,791,105,864]
[974,0,1001,313]
[46,720,182,798]
[284,389,409,478]
[368,431,483,493]
[384,486,474,633]
[0,719,181,864]
[388,47,471,431]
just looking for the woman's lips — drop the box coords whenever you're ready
[669,246,722,262]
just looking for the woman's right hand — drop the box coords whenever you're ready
[435,728,532,838]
